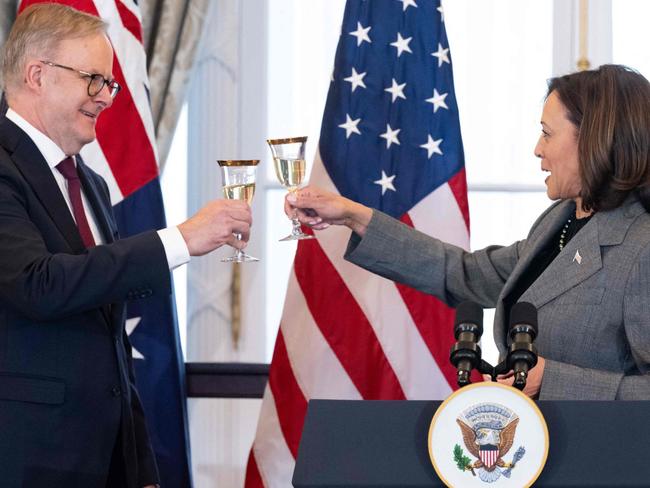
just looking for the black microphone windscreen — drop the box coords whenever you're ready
[509,302,538,331]
[454,301,483,334]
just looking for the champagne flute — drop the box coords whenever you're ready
[218,160,259,262]
[266,136,315,241]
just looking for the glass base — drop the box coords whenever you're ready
[280,232,316,242]
[221,252,259,263]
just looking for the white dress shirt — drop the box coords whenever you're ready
[6,108,190,270]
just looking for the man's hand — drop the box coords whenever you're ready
[483,357,546,398]
[285,185,372,236]
[178,199,252,256]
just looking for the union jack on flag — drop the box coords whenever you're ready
[246,0,470,486]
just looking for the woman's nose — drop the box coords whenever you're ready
[534,138,543,158]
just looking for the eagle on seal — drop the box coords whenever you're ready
[456,417,519,471]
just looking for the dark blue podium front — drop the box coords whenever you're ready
[293,399,650,487]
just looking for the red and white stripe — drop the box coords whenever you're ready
[19,0,159,205]
[480,448,499,469]
[246,149,471,487]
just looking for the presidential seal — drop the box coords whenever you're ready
[428,383,548,488]
[455,403,525,482]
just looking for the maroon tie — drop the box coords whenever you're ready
[56,157,96,248]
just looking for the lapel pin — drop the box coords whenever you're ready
[573,249,582,264]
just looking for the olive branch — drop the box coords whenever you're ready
[453,444,475,475]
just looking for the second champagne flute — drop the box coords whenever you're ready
[267,136,315,241]
[218,159,259,262]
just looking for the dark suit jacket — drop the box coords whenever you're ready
[0,116,171,487]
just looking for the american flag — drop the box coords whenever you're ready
[246,0,470,486]
[16,1,192,486]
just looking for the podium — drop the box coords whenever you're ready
[293,399,650,487]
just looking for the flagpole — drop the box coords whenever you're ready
[577,0,590,71]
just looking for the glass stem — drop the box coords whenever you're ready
[289,189,302,236]
[235,232,243,258]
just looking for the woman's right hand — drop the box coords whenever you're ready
[285,186,373,237]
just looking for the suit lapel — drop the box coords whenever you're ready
[76,157,119,330]
[521,221,602,307]
[76,158,115,244]
[522,198,646,307]
[499,200,574,303]
[0,117,85,253]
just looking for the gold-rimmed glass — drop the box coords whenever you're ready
[267,136,315,241]
[218,159,259,263]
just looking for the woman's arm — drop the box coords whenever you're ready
[285,186,373,236]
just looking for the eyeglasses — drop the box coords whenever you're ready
[40,60,122,99]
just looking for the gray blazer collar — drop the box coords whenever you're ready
[494,197,646,354]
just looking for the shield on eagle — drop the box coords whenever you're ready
[479,444,499,469]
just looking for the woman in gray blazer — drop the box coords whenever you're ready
[287,64,650,400]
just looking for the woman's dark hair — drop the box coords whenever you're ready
[547,64,650,212]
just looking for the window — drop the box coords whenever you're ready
[612,0,650,79]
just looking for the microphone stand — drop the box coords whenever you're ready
[450,302,538,390]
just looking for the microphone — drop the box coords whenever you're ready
[507,302,538,390]
[449,301,483,387]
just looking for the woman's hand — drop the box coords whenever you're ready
[482,356,546,398]
[285,185,373,236]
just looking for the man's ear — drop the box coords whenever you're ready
[23,60,44,93]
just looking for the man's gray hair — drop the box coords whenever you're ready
[1,3,107,97]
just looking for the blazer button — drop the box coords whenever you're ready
[111,386,122,397]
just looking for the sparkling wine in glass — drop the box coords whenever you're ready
[267,136,315,241]
[218,159,259,262]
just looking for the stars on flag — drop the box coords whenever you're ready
[431,43,450,67]
[344,67,367,92]
[349,21,371,46]
[384,78,407,103]
[328,0,461,206]
[126,316,145,359]
[426,88,449,112]
[420,135,444,158]
[374,170,397,195]
[398,0,418,11]
[390,32,413,57]
[380,124,401,148]
[437,4,445,22]
[339,114,362,138]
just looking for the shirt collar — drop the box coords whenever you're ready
[6,108,71,169]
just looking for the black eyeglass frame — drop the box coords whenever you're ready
[40,60,122,98]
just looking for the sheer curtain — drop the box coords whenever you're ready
[141,0,210,171]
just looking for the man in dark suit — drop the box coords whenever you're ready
[0,4,252,487]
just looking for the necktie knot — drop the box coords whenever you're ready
[56,157,78,181]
